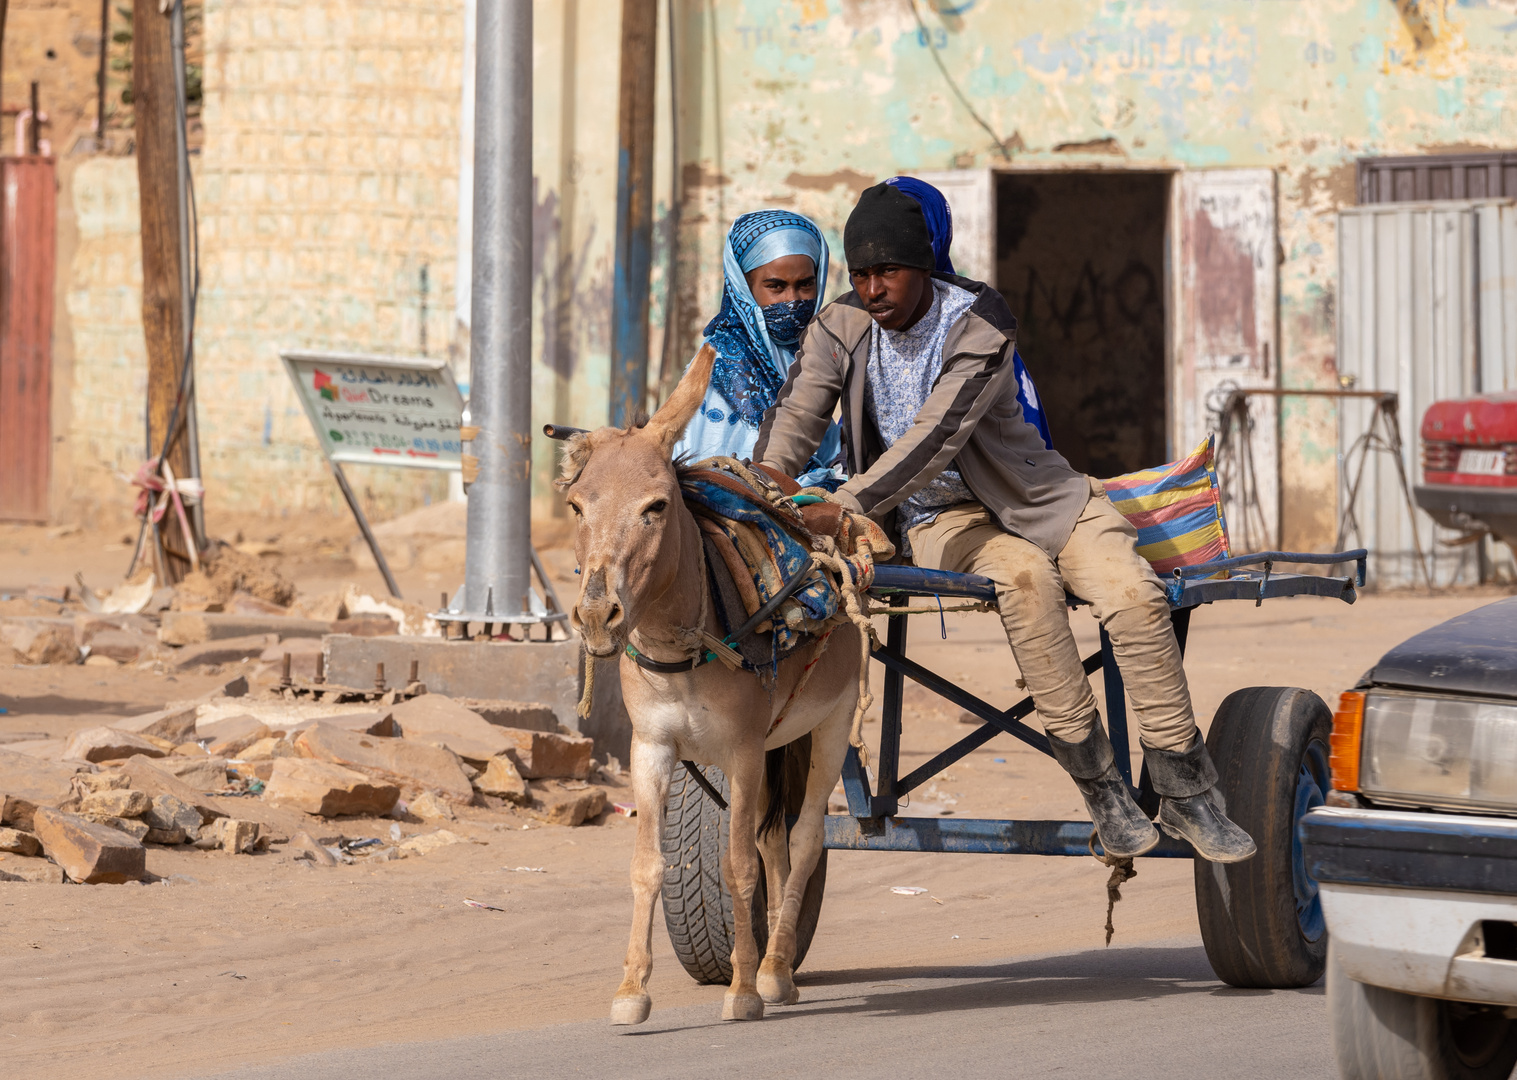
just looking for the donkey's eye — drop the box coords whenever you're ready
[643,499,667,516]
[569,502,583,517]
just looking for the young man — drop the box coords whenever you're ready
[753,182,1254,862]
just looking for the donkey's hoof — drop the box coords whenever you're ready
[721,991,765,1021]
[610,993,652,1026]
[757,966,800,1005]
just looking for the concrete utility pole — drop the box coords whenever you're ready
[608,0,659,427]
[461,0,533,622]
[134,0,198,581]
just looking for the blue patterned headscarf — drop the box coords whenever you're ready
[702,210,829,426]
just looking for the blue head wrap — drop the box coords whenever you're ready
[702,210,830,427]
[884,176,956,275]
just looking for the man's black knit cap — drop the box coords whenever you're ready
[844,182,935,272]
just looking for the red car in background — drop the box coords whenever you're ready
[1416,393,1517,545]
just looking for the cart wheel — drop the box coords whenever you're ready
[1193,686,1331,989]
[660,738,828,985]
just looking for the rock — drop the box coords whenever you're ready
[222,675,250,698]
[0,856,66,883]
[386,696,513,764]
[0,827,41,856]
[63,727,168,764]
[473,756,529,805]
[84,654,121,667]
[397,829,466,858]
[142,794,201,843]
[207,817,259,854]
[281,711,395,739]
[159,612,330,646]
[170,742,208,756]
[0,749,88,830]
[119,757,229,824]
[499,729,594,780]
[72,771,130,794]
[287,829,338,865]
[32,808,147,883]
[114,703,200,744]
[527,781,607,827]
[152,755,229,792]
[262,758,400,817]
[460,699,559,733]
[196,714,271,757]
[78,789,151,818]
[0,620,80,665]
[409,790,455,822]
[82,814,151,841]
[238,737,292,761]
[294,722,473,804]
[3,738,69,761]
[173,634,278,669]
[88,628,150,663]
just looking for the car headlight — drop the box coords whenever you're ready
[1357,691,1517,813]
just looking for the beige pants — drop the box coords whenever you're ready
[907,479,1197,751]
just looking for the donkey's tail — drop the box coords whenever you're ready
[759,745,788,838]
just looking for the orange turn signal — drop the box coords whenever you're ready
[1330,691,1365,792]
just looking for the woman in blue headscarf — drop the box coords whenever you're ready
[676,210,843,481]
[884,176,1055,452]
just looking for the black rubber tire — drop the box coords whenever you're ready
[660,740,828,986]
[1194,685,1332,989]
[1329,943,1517,1080]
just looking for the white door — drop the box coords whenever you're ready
[917,169,996,286]
[1173,169,1280,552]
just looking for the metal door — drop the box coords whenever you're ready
[0,156,56,522]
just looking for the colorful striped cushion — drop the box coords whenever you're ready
[1101,435,1230,575]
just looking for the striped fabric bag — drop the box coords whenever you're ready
[1101,435,1230,575]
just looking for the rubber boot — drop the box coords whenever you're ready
[1144,736,1257,863]
[1047,719,1159,859]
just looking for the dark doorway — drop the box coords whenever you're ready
[994,172,1169,477]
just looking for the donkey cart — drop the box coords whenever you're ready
[660,548,1368,991]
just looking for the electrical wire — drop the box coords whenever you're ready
[906,0,1011,161]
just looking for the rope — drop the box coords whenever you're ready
[576,648,596,720]
[865,600,996,617]
[1088,834,1137,947]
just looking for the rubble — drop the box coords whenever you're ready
[262,758,400,817]
[83,815,150,841]
[114,703,200,743]
[119,757,228,824]
[473,756,529,804]
[32,808,147,884]
[206,818,260,854]
[159,611,332,646]
[142,794,202,844]
[397,829,467,858]
[0,856,66,883]
[0,620,80,665]
[64,727,169,764]
[0,827,42,856]
[197,714,272,757]
[526,781,607,827]
[288,830,338,865]
[78,789,151,818]
[0,749,89,829]
[386,695,513,763]
[499,729,595,780]
[408,790,456,822]
[461,699,558,733]
[261,637,324,678]
[173,633,278,669]
[168,544,297,612]
[153,755,230,791]
[294,722,474,804]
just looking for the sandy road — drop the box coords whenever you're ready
[0,587,1506,1078]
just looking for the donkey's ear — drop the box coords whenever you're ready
[647,343,716,455]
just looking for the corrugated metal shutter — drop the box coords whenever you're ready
[1359,153,1517,204]
[1337,199,1517,587]
[0,157,56,523]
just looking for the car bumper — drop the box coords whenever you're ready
[1301,806,1517,1004]
[1414,483,1517,541]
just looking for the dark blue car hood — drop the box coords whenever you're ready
[1364,596,1517,700]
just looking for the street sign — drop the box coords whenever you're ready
[280,350,465,471]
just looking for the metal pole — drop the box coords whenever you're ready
[464,0,532,620]
[170,0,206,549]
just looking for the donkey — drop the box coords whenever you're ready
[561,346,862,1025]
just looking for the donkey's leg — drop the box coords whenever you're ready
[757,699,852,1006]
[756,757,792,940]
[611,735,676,1026]
[721,744,767,1021]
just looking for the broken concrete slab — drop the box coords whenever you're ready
[0,827,41,856]
[33,808,147,883]
[459,699,559,733]
[262,758,400,818]
[63,727,169,764]
[159,612,333,646]
[78,789,151,818]
[0,856,65,883]
[172,634,279,669]
[119,757,228,824]
[294,722,473,804]
[114,702,201,744]
[152,755,229,792]
[385,695,513,764]
[499,729,594,780]
[0,749,89,830]
[526,781,607,827]
[473,756,529,805]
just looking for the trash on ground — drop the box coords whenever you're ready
[890,886,928,896]
[463,898,505,912]
[612,802,636,817]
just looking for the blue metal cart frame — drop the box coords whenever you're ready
[823,550,1368,857]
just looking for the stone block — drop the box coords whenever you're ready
[120,757,229,824]
[386,695,511,764]
[281,711,394,738]
[32,808,147,883]
[78,789,151,818]
[460,699,558,733]
[64,727,168,764]
[473,756,528,805]
[237,737,291,761]
[197,714,271,757]
[159,611,332,646]
[262,757,399,817]
[294,722,472,804]
[88,628,150,663]
[499,729,594,780]
[173,634,279,669]
[153,755,229,792]
[142,794,202,843]
[0,620,80,665]
[83,814,150,841]
[526,781,607,827]
[208,817,259,853]
[0,856,66,883]
[0,749,89,829]
[408,789,454,821]
[114,702,200,743]
[0,827,41,856]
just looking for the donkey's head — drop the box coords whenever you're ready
[559,345,716,658]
